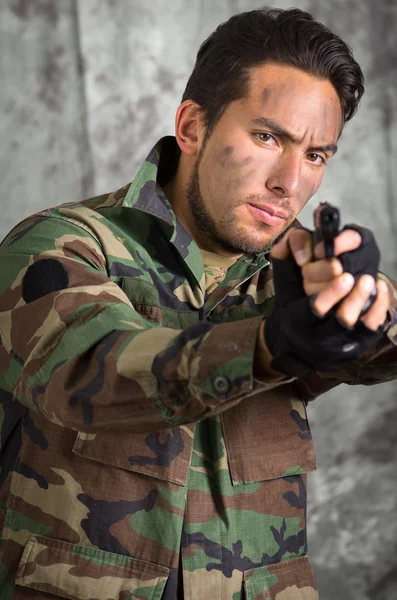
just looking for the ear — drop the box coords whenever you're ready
[175,100,205,156]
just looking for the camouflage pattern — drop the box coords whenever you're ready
[0,136,397,599]
[200,250,237,296]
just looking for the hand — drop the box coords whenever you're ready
[265,226,388,377]
[271,227,390,331]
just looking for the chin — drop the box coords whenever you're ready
[248,224,285,247]
[217,217,290,254]
[221,233,273,255]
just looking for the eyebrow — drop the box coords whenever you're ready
[252,116,338,156]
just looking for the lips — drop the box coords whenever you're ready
[247,203,288,226]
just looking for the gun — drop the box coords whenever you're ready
[312,202,340,258]
[312,202,376,316]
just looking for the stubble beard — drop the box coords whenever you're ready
[186,152,292,255]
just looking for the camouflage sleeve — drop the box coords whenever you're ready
[295,272,397,401]
[0,215,290,434]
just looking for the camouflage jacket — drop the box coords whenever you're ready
[1,137,397,600]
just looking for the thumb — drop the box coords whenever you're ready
[270,227,294,260]
[271,227,312,263]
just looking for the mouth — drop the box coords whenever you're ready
[247,203,288,226]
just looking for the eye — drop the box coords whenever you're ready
[307,153,326,166]
[254,132,277,145]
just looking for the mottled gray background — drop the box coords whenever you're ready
[1,0,396,598]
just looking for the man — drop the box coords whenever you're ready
[0,7,395,599]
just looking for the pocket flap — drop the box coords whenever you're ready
[73,424,195,486]
[244,556,318,599]
[222,383,316,485]
[16,534,169,600]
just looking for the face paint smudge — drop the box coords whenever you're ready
[223,146,234,156]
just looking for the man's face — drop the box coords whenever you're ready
[186,63,343,254]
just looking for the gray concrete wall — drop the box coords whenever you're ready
[1,1,396,598]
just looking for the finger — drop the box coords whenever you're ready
[336,275,375,328]
[288,229,313,266]
[314,228,362,260]
[302,258,343,284]
[305,281,336,296]
[311,272,355,316]
[270,227,298,260]
[360,279,390,331]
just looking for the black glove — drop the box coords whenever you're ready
[264,225,384,378]
[338,225,379,315]
[338,224,380,279]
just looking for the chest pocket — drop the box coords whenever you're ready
[221,382,316,484]
[73,423,195,486]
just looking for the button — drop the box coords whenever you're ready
[213,376,231,395]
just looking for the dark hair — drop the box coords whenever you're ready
[182,8,364,135]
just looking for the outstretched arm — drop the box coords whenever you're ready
[0,213,291,434]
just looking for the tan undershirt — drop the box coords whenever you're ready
[200,249,237,295]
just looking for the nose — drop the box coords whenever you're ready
[265,150,302,198]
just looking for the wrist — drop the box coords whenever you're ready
[254,320,287,381]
